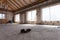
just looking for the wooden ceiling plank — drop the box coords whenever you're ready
[14,0,47,12]
[8,4,15,10]
[13,0,22,8]
[18,0,25,6]
[9,0,19,8]
[21,0,27,5]
[0,0,13,12]
[7,3,12,9]
[7,6,12,10]
[23,0,28,5]
[8,2,17,10]
[10,0,20,8]
[0,0,47,12]
[15,0,23,7]
[7,0,17,9]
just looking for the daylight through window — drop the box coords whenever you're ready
[15,14,20,23]
[27,10,36,21]
[0,14,5,19]
[42,4,60,21]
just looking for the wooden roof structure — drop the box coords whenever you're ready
[0,0,47,12]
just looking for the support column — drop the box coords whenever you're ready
[20,12,26,24]
[36,8,42,24]
[12,14,15,23]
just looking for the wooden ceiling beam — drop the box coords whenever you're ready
[0,0,13,12]
[7,3,16,9]
[23,0,28,5]
[7,6,12,10]
[8,5,13,10]
[15,0,23,7]
[7,0,17,9]
[0,0,47,12]
[9,0,19,8]
[18,0,25,6]
[8,4,15,10]
[14,0,47,12]
[0,8,13,12]
[13,0,22,8]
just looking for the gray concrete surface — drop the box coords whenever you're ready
[0,24,60,40]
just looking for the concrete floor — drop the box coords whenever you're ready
[0,24,60,40]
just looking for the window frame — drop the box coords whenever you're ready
[41,4,60,21]
[14,14,20,23]
[26,10,37,21]
[0,13,5,19]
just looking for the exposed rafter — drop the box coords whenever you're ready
[11,0,21,8]
[20,0,27,6]
[0,8,13,12]
[0,0,47,12]
[18,0,25,6]
[7,0,17,9]
[14,0,47,12]
[8,5,13,10]
[15,0,23,7]
[8,4,15,10]
[14,0,23,7]
[9,0,19,8]
[23,0,28,5]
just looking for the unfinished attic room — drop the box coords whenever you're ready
[0,0,60,40]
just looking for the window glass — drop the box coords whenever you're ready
[42,4,60,21]
[15,14,20,22]
[27,10,36,21]
[0,14,5,19]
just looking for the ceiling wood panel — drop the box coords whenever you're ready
[9,0,19,8]
[7,6,12,10]
[0,0,47,12]
[7,0,17,9]
[23,0,28,5]
[20,0,27,6]
[14,0,48,12]
[18,0,25,6]
[13,0,22,8]
[8,4,15,10]
[15,0,23,7]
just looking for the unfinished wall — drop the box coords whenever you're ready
[14,0,60,25]
[0,11,13,24]
[20,12,26,24]
[36,8,60,25]
[39,0,60,25]
[36,8,42,24]
[20,9,42,24]
[20,11,37,24]
[6,12,13,21]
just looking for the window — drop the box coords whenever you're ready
[42,4,60,21]
[0,14,5,19]
[15,14,20,23]
[27,10,36,21]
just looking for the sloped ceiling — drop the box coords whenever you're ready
[0,0,47,12]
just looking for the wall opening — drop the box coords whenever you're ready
[15,14,20,23]
[42,4,60,21]
[0,13,5,19]
[26,10,37,23]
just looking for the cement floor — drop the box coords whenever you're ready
[0,24,60,40]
